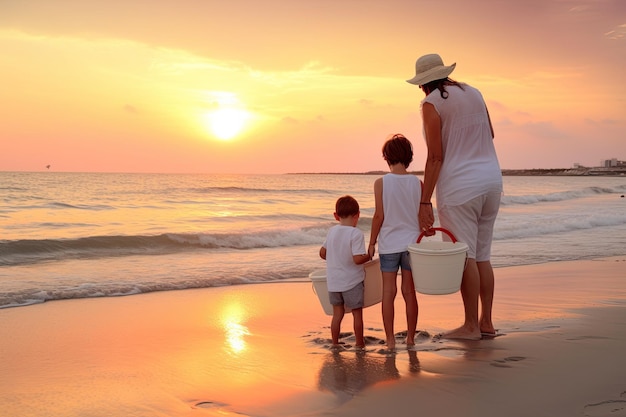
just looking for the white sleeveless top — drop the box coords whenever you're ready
[421,84,502,206]
[379,173,421,254]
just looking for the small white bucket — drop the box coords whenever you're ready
[408,227,468,295]
[309,258,383,315]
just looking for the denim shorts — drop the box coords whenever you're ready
[379,251,412,273]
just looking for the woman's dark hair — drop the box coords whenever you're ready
[421,78,465,99]
[382,134,413,168]
[335,195,360,218]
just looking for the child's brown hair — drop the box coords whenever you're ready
[335,195,360,218]
[382,134,413,168]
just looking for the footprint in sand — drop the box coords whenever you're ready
[584,399,626,417]
[566,335,612,341]
[195,401,250,416]
[195,401,227,409]
[490,356,526,368]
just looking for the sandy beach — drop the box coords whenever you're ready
[1,257,625,417]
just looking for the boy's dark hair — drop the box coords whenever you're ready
[382,134,413,168]
[335,195,360,218]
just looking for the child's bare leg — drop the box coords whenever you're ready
[331,304,345,346]
[382,271,398,350]
[351,307,364,348]
[401,270,418,345]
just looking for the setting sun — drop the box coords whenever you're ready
[204,108,250,141]
[1,1,624,173]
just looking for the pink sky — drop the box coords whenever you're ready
[1,0,625,174]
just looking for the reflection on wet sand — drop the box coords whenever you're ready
[317,349,420,402]
[313,327,507,402]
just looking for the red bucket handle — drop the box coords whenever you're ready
[417,227,458,243]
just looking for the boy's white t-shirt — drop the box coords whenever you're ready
[322,225,366,292]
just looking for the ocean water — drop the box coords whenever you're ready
[1,172,625,309]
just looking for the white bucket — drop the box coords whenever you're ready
[309,258,383,315]
[407,228,468,295]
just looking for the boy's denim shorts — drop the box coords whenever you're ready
[379,251,412,273]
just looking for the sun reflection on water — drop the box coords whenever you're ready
[220,302,250,354]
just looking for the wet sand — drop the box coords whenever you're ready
[1,257,625,417]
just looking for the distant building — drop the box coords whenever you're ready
[600,158,625,167]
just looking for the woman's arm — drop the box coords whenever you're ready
[486,106,495,139]
[419,102,443,232]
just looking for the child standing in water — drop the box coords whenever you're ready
[368,134,422,351]
[320,195,371,349]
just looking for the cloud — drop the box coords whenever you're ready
[569,5,592,13]
[520,121,568,141]
[124,104,139,114]
[605,24,626,40]
[584,117,621,126]
[280,116,299,125]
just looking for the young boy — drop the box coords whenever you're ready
[320,195,371,349]
[368,134,422,351]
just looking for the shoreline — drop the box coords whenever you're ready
[1,256,625,417]
[290,167,626,176]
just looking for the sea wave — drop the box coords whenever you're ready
[47,202,115,210]
[8,202,116,211]
[0,227,331,267]
[0,277,286,309]
[181,186,338,195]
[501,185,626,206]
[0,263,312,309]
[493,212,626,240]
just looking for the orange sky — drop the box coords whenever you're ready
[1,0,625,174]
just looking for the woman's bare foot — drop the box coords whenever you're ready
[440,325,481,340]
[480,319,495,335]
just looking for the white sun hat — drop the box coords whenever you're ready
[406,54,456,86]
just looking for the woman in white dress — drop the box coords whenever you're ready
[407,54,503,340]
